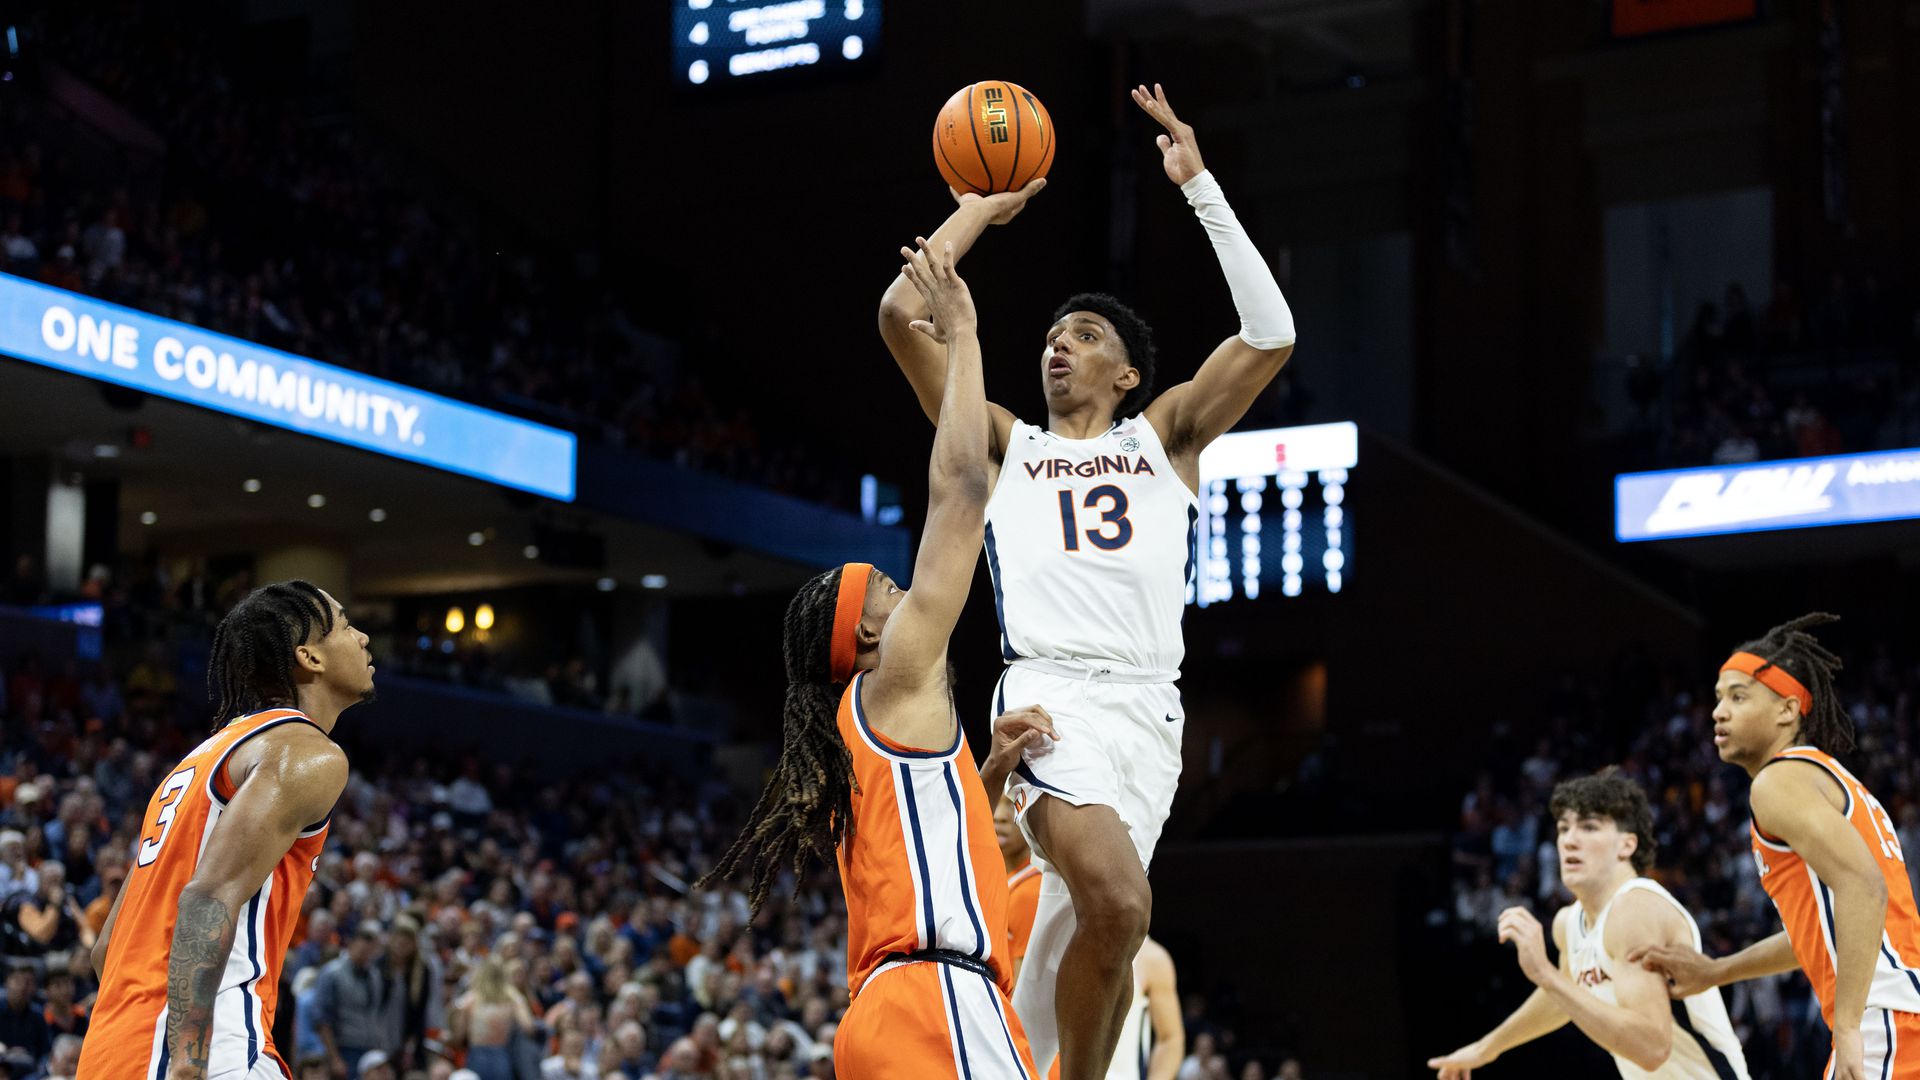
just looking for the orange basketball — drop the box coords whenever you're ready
[933,80,1055,196]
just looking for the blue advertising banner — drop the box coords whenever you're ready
[0,273,575,500]
[1616,448,1920,541]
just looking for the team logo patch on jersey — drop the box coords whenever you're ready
[1120,437,1141,453]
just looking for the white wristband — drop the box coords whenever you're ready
[1181,170,1296,350]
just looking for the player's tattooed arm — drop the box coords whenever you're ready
[165,889,238,1074]
[162,728,348,1077]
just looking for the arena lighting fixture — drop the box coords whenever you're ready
[242,478,261,493]
[307,493,326,508]
[467,531,485,546]
[475,604,495,631]
[445,607,465,634]
[641,575,668,590]
[522,545,540,560]
[139,511,157,525]
[368,508,387,523]
[93,444,120,459]
[596,577,617,592]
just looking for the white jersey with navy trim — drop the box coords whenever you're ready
[1566,879,1751,1080]
[985,416,1199,674]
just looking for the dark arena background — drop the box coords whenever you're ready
[4,1,1920,1077]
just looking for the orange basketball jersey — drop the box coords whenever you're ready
[836,672,1015,996]
[1750,746,1920,1029]
[80,709,332,1080]
[1006,861,1042,968]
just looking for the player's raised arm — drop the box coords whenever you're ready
[164,728,346,1080]
[874,239,991,682]
[877,183,1039,436]
[1750,760,1890,1054]
[1131,84,1298,455]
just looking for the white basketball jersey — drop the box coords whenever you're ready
[1104,956,1151,1080]
[985,416,1199,674]
[1566,879,1750,1080]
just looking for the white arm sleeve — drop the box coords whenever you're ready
[1181,169,1296,350]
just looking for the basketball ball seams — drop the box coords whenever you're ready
[1014,91,1051,190]
[1008,81,1025,190]
[966,83,997,193]
[936,128,988,195]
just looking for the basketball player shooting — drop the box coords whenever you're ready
[878,83,1297,1079]
[80,582,369,1080]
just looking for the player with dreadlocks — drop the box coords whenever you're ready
[1632,613,1920,1079]
[702,239,1050,1078]
[81,581,370,1080]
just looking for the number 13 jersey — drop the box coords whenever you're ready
[81,708,331,1080]
[985,416,1200,675]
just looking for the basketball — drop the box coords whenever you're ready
[933,80,1056,196]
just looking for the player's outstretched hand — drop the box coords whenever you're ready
[1427,1038,1498,1079]
[951,177,1047,225]
[899,238,976,344]
[1130,83,1205,186]
[1626,943,1720,999]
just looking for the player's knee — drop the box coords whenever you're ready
[1079,871,1151,949]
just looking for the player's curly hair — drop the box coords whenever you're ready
[1054,292,1158,420]
[208,580,333,728]
[1549,768,1658,874]
[1734,612,1852,754]
[698,567,858,914]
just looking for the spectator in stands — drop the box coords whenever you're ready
[0,833,36,899]
[451,957,537,1080]
[383,914,445,1072]
[8,861,94,956]
[39,965,87,1040]
[39,1033,82,1080]
[356,1049,397,1080]
[602,1020,653,1079]
[312,921,394,1079]
[0,967,50,1064]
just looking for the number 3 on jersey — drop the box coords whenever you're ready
[136,767,197,867]
[1058,485,1133,551]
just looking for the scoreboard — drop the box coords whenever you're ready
[673,0,881,88]
[1191,422,1357,607]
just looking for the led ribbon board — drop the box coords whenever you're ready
[1193,422,1357,606]
[0,273,576,501]
[1615,448,1920,541]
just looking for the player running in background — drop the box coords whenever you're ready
[1429,770,1748,1079]
[700,239,1049,1079]
[81,582,370,1080]
[1633,614,1920,1079]
[878,83,1297,1079]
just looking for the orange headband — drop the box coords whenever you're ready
[828,563,873,685]
[1722,651,1812,715]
